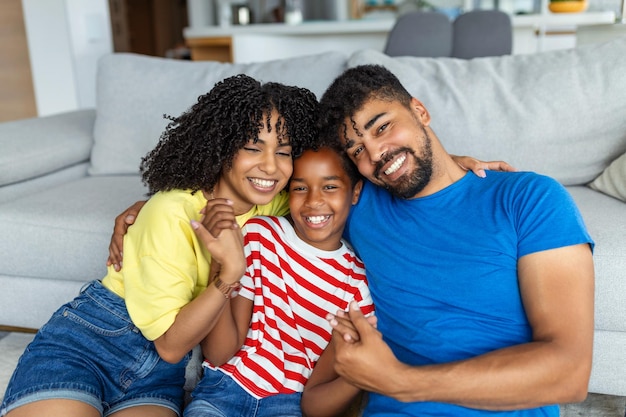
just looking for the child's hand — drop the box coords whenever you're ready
[327,304,377,343]
[107,200,146,271]
[200,198,240,238]
[191,199,245,282]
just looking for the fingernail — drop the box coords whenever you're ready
[190,220,199,229]
[478,170,486,178]
[351,301,359,310]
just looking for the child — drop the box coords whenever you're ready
[0,74,318,417]
[183,141,375,417]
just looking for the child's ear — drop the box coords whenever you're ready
[351,179,364,205]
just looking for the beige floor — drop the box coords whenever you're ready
[1,332,624,415]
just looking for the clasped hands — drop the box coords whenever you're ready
[327,302,406,395]
[107,197,245,284]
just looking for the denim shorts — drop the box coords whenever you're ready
[0,280,189,417]
[184,368,302,417]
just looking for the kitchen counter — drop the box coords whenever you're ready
[183,11,617,62]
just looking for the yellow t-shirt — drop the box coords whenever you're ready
[101,189,289,341]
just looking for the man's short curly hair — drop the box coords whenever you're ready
[140,74,319,195]
[318,65,412,148]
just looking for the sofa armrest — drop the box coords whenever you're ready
[0,109,96,187]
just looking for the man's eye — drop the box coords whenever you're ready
[378,123,389,134]
[353,146,364,158]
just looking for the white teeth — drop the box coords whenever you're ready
[250,178,275,188]
[307,215,330,224]
[384,154,406,176]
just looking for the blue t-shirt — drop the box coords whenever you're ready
[344,171,593,417]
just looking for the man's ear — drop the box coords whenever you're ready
[351,179,364,205]
[411,97,431,126]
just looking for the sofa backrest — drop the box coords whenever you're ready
[89,51,348,176]
[348,37,626,185]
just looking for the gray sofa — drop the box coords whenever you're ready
[1,37,625,398]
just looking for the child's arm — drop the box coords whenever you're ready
[301,337,363,417]
[200,288,253,365]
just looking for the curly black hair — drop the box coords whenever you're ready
[140,74,320,195]
[318,64,412,149]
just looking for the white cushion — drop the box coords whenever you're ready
[347,37,626,185]
[90,51,348,175]
[589,152,626,202]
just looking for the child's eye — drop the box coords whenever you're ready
[277,151,292,157]
[291,186,306,192]
[243,147,260,153]
[323,184,339,191]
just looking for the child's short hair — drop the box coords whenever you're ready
[301,138,363,189]
[141,74,319,195]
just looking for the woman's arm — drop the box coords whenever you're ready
[450,155,516,178]
[152,198,246,363]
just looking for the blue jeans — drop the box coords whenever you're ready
[184,368,302,417]
[0,280,189,417]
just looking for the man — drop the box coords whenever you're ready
[311,64,594,416]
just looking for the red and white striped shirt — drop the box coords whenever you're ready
[204,216,374,399]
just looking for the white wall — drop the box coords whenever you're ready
[21,0,113,117]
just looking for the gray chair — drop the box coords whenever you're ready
[384,11,453,57]
[451,10,512,59]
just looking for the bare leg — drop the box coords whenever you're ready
[6,399,100,417]
[110,405,178,417]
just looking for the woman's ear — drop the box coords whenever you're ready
[411,97,431,127]
[351,179,364,205]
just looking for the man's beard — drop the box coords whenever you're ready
[374,131,433,199]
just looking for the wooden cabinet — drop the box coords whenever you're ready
[0,0,37,122]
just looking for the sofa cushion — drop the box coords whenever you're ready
[90,51,348,176]
[347,37,626,186]
[589,151,626,202]
[0,176,147,282]
[566,186,626,333]
[0,110,94,186]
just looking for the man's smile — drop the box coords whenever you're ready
[384,153,407,176]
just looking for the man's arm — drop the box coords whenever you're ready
[330,243,594,410]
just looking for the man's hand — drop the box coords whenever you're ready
[451,155,516,178]
[330,302,399,394]
[107,200,146,271]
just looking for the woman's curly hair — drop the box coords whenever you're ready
[140,74,320,195]
[318,64,412,148]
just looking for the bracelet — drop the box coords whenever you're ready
[213,276,241,299]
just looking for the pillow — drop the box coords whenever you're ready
[90,51,348,175]
[589,151,626,202]
[347,37,626,185]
